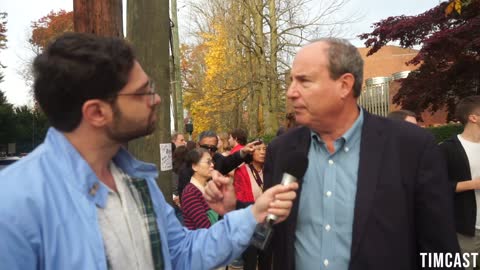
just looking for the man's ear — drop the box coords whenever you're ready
[82,100,113,128]
[338,73,355,99]
[469,113,479,124]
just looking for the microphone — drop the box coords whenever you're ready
[250,151,309,250]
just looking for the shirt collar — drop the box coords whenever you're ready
[310,107,364,146]
[45,128,158,208]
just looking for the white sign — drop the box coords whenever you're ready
[159,143,172,171]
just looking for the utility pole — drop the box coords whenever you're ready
[170,0,184,133]
[73,0,123,37]
[127,0,172,201]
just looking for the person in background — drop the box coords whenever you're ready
[234,140,266,203]
[0,32,299,270]
[177,131,257,201]
[233,139,267,270]
[440,96,480,270]
[186,140,196,151]
[387,109,418,125]
[217,132,231,156]
[181,148,218,230]
[276,112,298,136]
[228,128,247,154]
[172,132,186,147]
[172,145,188,224]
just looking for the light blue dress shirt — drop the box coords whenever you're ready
[295,109,364,270]
[0,128,257,270]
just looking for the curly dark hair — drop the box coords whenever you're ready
[33,32,135,132]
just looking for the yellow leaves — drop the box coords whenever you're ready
[445,0,463,16]
[186,21,247,133]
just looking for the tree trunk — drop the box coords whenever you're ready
[127,0,172,202]
[253,0,275,135]
[245,19,259,138]
[73,0,123,37]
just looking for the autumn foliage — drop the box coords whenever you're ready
[30,10,73,51]
[359,0,480,119]
[182,22,249,135]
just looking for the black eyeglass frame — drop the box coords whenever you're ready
[116,81,156,105]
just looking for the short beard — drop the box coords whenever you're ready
[106,103,156,143]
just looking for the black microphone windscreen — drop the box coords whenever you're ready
[280,151,309,179]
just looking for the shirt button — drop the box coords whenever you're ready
[324,259,329,267]
[344,147,349,152]
[325,224,331,231]
[328,159,334,165]
[89,182,99,196]
[326,191,332,197]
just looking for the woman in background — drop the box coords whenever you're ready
[232,140,267,270]
[181,148,218,230]
[234,140,266,203]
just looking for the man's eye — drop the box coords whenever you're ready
[299,78,309,83]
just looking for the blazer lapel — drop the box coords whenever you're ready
[282,126,311,269]
[285,127,311,216]
[350,112,387,259]
[286,126,311,184]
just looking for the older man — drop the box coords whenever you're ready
[262,38,462,270]
[206,38,461,270]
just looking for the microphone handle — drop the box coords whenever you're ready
[265,173,297,223]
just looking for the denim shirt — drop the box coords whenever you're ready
[0,128,256,270]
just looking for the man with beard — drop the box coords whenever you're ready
[0,33,298,270]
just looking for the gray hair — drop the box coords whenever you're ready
[310,38,364,97]
[198,130,217,142]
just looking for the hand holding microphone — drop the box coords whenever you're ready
[251,151,308,250]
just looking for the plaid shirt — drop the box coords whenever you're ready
[105,175,164,270]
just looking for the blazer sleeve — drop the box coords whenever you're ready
[258,140,278,270]
[415,135,462,267]
[214,152,252,175]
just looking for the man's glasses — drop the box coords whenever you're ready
[116,81,156,105]
[199,144,218,153]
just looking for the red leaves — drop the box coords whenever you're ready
[359,0,480,119]
[30,10,73,51]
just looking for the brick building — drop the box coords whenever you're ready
[357,45,448,126]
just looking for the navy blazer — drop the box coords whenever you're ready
[260,111,461,270]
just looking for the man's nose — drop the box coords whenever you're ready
[286,81,299,99]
